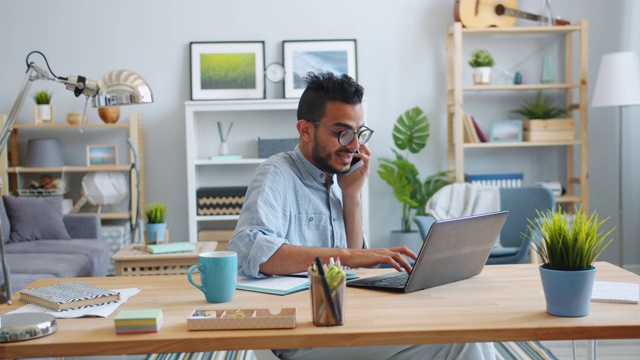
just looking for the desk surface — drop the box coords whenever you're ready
[1,262,639,358]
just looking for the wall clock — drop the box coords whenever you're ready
[265,62,285,83]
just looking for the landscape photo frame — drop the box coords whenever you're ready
[190,41,265,100]
[490,120,523,142]
[87,144,118,167]
[283,39,357,98]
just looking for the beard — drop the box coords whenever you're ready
[311,131,350,174]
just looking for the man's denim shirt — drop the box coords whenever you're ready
[229,145,366,278]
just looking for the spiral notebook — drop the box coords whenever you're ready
[19,282,120,311]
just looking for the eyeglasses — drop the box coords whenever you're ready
[310,121,374,146]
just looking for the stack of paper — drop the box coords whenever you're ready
[114,308,163,334]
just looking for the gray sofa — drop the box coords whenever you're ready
[0,196,109,302]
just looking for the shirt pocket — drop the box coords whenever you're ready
[292,213,333,247]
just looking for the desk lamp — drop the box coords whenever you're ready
[592,51,640,268]
[0,51,153,342]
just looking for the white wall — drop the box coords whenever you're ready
[0,0,636,268]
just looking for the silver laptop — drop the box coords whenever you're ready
[347,211,509,293]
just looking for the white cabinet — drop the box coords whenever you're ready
[185,99,369,243]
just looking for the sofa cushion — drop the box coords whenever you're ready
[7,253,92,279]
[5,239,110,277]
[3,196,71,243]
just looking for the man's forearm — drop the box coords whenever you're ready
[258,244,349,276]
[343,193,364,249]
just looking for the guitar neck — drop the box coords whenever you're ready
[497,5,569,26]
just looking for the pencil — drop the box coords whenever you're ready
[315,256,341,324]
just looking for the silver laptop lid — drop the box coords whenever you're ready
[404,211,509,293]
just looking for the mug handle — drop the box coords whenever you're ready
[187,265,206,293]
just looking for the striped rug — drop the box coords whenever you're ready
[146,341,557,360]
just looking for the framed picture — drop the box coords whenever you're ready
[190,41,265,100]
[283,39,357,98]
[87,144,118,166]
[490,120,523,142]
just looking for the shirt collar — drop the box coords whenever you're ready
[293,145,332,188]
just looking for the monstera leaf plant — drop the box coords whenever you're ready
[378,106,450,233]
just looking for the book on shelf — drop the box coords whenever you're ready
[463,114,480,143]
[470,116,488,142]
[19,282,120,311]
[465,173,523,188]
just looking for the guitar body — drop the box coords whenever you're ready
[455,0,518,28]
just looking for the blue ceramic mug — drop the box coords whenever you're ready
[187,251,237,303]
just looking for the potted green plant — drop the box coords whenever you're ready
[145,202,168,244]
[511,91,573,141]
[527,206,613,317]
[33,90,53,124]
[510,91,568,120]
[468,49,495,84]
[378,107,450,250]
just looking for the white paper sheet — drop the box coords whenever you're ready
[9,288,140,318]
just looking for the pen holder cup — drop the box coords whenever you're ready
[310,275,345,326]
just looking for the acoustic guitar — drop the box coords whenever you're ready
[454,0,570,29]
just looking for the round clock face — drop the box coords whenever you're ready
[266,63,285,83]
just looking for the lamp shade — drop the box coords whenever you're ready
[592,51,640,107]
[25,138,64,167]
[92,70,153,107]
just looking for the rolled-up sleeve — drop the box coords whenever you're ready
[230,164,288,278]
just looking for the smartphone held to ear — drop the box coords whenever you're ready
[345,153,363,175]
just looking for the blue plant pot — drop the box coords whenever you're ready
[146,223,167,244]
[539,265,596,317]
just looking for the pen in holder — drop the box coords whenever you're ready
[310,257,345,326]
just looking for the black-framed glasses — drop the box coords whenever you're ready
[310,121,374,146]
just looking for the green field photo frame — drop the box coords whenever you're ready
[190,41,265,100]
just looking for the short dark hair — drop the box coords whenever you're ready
[297,72,364,121]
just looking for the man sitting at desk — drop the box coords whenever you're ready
[229,72,494,360]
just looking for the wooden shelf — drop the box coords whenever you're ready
[463,140,580,148]
[445,21,589,210]
[14,123,130,129]
[451,24,582,35]
[7,165,132,173]
[463,83,580,91]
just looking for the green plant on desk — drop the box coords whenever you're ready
[145,202,168,244]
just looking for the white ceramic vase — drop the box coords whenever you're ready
[472,67,492,84]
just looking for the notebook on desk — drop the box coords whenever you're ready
[347,211,509,293]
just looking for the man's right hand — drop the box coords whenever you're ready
[341,246,417,273]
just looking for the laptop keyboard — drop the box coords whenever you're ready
[367,272,409,287]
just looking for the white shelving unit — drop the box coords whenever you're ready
[185,99,369,244]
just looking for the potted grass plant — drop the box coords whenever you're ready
[145,202,168,244]
[527,206,614,317]
[378,106,450,251]
[468,49,495,84]
[33,90,53,123]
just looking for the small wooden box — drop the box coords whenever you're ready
[523,118,575,141]
[187,308,297,331]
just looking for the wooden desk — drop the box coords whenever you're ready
[1,262,639,358]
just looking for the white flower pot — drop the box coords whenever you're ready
[472,67,492,85]
[35,105,53,124]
